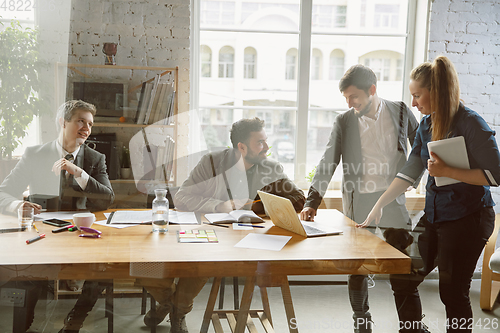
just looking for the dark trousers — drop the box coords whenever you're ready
[62,280,108,330]
[71,280,107,315]
[390,207,494,333]
[348,192,410,333]
[348,275,372,333]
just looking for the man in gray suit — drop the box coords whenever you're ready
[0,100,114,214]
[300,65,420,333]
[138,118,305,333]
[0,100,115,333]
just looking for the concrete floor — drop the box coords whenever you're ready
[1,277,500,333]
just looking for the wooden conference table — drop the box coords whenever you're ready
[0,209,410,333]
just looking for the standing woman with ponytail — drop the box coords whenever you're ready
[361,55,500,332]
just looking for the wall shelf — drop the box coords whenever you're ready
[58,63,179,208]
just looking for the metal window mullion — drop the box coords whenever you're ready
[402,0,417,107]
[295,0,313,186]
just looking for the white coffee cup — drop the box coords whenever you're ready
[73,213,96,229]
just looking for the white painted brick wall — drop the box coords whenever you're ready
[429,0,500,213]
[69,0,191,181]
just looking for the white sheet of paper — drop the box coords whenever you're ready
[232,223,252,230]
[35,211,87,221]
[234,233,291,251]
[95,219,136,229]
[169,211,198,224]
[107,210,152,224]
[97,211,198,228]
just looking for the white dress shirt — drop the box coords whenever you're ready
[357,100,403,193]
[55,140,90,190]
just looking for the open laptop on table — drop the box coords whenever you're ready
[257,190,343,237]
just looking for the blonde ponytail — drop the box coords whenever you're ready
[429,56,460,141]
[410,56,461,141]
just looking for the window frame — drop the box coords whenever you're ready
[192,0,426,187]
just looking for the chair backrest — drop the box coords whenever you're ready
[489,247,500,273]
[488,216,500,273]
[479,214,500,310]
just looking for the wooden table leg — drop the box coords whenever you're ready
[259,286,273,326]
[150,294,156,333]
[201,277,222,333]
[106,283,113,333]
[234,276,256,333]
[280,277,298,333]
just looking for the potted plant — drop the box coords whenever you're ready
[120,146,131,179]
[0,19,47,181]
[0,20,46,160]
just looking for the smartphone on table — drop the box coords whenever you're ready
[43,219,72,227]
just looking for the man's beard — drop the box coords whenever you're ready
[244,150,267,165]
[354,98,372,118]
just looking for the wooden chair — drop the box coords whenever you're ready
[480,214,500,310]
[201,275,297,333]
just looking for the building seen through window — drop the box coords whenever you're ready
[218,45,235,78]
[199,0,410,184]
[201,45,212,77]
[285,48,298,80]
[244,47,257,79]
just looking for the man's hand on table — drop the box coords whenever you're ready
[300,207,316,221]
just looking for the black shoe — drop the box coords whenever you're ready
[58,329,80,333]
[59,308,85,333]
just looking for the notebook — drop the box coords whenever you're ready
[204,210,264,224]
[427,136,470,187]
[257,191,343,238]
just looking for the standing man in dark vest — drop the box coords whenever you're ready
[300,65,420,333]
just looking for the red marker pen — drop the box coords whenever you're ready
[26,233,45,244]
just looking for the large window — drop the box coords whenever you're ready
[201,45,212,77]
[286,48,298,80]
[329,49,345,80]
[312,5,347,29]
[364,58,391,81]
[244,47,257,79]
[196,0,419,185]
[311,48,322,80]
[218,45,234,78]
[201,0,236,25]
[374,4,399,29]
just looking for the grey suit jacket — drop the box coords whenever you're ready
[0,141,115,213]
[174,148,305,213]
[305,99,420,224]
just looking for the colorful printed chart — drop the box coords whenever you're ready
[177,229,218,243]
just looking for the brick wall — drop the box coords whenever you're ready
[429,0,500,209]
[68,0,190,181]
